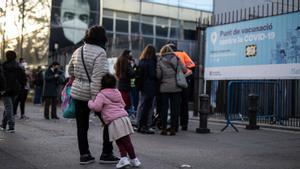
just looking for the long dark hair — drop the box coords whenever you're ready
[115,49,131,79]
[139,44,156,60]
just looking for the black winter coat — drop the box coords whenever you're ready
[43,68,64,97]
[117,61,135,91]
[0,63,6,92]
[2,60,26,96]
[138,58,157,97]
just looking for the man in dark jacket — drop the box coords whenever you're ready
[0,62,6,95]
[43,61,63,119]
[0,51,26,132]
[13,58,29,119]
[33,66,44,104]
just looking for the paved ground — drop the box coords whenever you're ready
[0,103,300,169]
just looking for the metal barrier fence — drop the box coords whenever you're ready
[211,80,300,127]
[196,0,300,128]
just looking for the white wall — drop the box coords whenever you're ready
[103,0,211,22]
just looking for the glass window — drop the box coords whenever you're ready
[142,37,153,47]
[106,32,113,47]
[103,9,114,17]
[156,38,168,50]
[131,22,139,34]
[156,25,168,37]
[142,15,153,23]
[142,23,153,35]
[131,14,140,21]
[156,17,168,25]
[170,27,178,38]
[183,21,196,30]
[107,32,113,38]
[116,11,128,19]
[116,34,129,49]
[103,18,113,31]
[184,30,196,40]
[116,20,128,33]
[171,19,179,27]
[131,36,140,50]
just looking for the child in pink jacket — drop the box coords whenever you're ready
[88,73,141,168]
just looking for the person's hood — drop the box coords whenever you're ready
[161,52,176,61]
[101,88,123,103]
[161,52,177,67]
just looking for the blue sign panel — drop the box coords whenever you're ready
[205,12,300,80]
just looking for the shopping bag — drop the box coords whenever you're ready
[61,79,76,118]
[175,61,188,88]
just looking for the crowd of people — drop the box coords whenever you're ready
[0,53,66,125]
[0,25,195,168]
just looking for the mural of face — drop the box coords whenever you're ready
[60,0,90,44]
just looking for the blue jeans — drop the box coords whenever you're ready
[34,86,42,104]
[129,87,139,114]
[2,96,16,129]
[136,92,155,129]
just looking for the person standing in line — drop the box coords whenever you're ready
[43,61,62,120]
[0,51,26,133]
[156,45,187,136]
[13,58,30,119]
[88,73,141,168]
[136,44,157,134]
[169,44,195,131]
[68,26,119,165]
[0,62,6,96]
[33,66,44,105]
[114,50,136,112]
[128,55,139,121]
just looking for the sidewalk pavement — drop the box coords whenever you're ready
[190,111,300,132]
[0,103,300,169]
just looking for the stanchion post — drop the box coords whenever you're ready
[196,94,210,133]
[246,93,260,130]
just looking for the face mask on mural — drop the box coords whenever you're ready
[61,18,88,44]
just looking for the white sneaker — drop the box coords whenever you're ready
[116,157,130,168]
[130,158,141,167]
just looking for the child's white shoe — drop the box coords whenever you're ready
[130,157,141,167]
[116,157,130,168]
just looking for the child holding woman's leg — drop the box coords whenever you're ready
[88,73,141,168]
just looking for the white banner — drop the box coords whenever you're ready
[205,64,300,80]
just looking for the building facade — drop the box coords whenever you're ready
[0,0,212,67]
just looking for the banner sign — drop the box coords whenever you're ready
[49,0,100,53]
[205,12,300,80]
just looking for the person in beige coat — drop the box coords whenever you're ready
[68,26,119,165]
[156,44,187,136]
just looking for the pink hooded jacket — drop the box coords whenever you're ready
[88,88,128,124]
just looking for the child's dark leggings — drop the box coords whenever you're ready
[116,135,136,159]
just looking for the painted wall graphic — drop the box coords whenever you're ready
[49,0,100,53]
[205,12,300,80]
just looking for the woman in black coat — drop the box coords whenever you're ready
[136,45,157,134]
[115,50,135,111]
[43,61,64,119]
